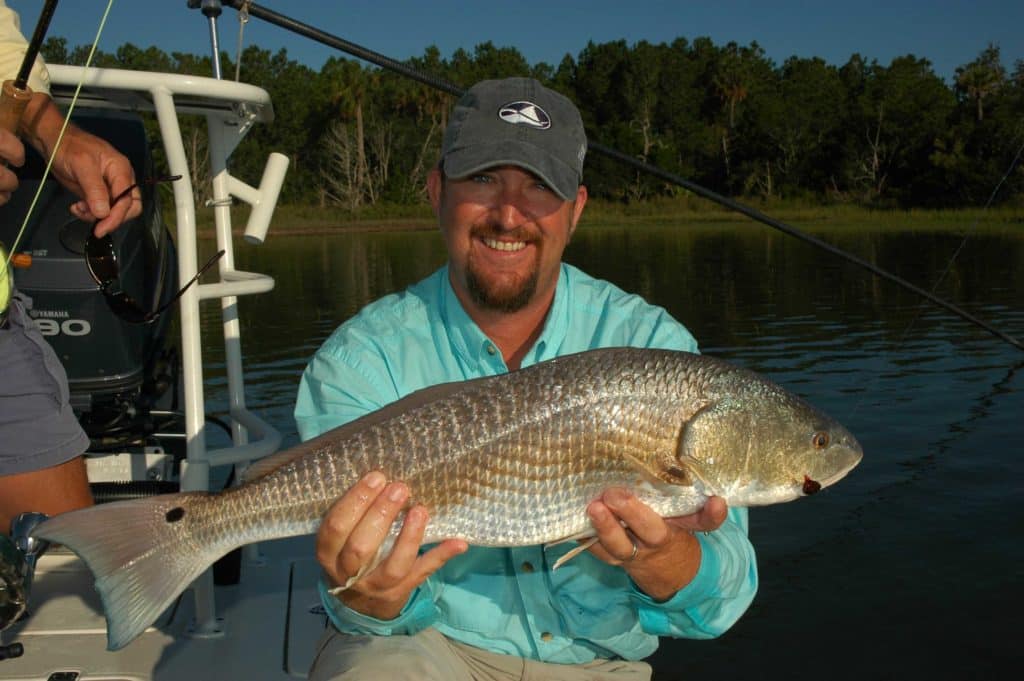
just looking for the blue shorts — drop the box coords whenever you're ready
[0,291,89,476]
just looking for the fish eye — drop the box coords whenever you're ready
[812,431,830,450]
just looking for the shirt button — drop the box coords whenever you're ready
[521,561,534,573]
[540,632,553,642]
[485,343,497,355]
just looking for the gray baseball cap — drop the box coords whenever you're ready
[440,77,587,201]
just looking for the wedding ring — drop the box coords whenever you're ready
[624,541,639,562]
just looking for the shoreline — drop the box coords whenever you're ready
[188,204,1023,238]
[195,217,438,238]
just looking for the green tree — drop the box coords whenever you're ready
[233,46,320,202]
[40,36,68,64]
[955,44,1005,122]
[447,42,532,88]
[936,49,1023,205]
[708,42,774,191]
[756,57,846,198]
[319,58,373,208]
[842,55,955,205]
[37,32,1024,209]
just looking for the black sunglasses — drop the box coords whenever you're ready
[58,175,184,256]
[56,174,219,325]
[85,236,225,324]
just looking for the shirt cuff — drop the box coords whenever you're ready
[630,532,721,635]
[317,574,437,636]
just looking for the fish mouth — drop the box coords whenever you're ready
[804,448,863,494]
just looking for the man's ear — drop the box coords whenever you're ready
[427,167,443,215]
[568,184,588,241]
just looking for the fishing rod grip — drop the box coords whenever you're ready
[0,80,32,134]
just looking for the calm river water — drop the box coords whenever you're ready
[200,220,1022,680]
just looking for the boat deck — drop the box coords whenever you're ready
[1,538,324,680]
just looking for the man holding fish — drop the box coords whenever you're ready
[29,75,858,661]
[296,77,758,680]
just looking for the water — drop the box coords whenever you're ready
[200,222,1023,680]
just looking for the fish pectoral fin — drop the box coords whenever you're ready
[549,537,600,571]
[543,529,596,550]
[325,537,393,595]
[545,529,600,571]
[671,401,725,491]
[673,453,714,491]
[327,565,366,595]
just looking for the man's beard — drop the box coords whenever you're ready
[464,254,539,313]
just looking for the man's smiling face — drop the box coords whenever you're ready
[429,165,587,314]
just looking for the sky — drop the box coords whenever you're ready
[10,0,1024,84]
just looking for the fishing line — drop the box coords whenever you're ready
[843,134,1024,424]
[211,0,1023,353]
[887,133,1024,355]
[2,0,115,273]
[233,0,251,82]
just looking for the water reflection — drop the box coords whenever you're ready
[200,223,1022,679]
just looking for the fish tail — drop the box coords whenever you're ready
[32,492,226,651]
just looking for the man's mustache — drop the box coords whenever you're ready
[470,224,537,242]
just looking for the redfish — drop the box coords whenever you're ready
[33,347,862,650]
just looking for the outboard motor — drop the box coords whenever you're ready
[0,108,179,450]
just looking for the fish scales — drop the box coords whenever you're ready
[31,347,863,651]
[174,351,677,551]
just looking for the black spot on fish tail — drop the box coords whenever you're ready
[165,507,185,523]
[803,476,822,495]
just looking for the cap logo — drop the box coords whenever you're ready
[498,101,551,129]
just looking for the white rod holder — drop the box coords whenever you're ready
[226,152,290,245]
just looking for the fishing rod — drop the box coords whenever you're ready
[209,0,1024,353]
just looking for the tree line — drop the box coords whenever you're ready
[42,36,1024,210]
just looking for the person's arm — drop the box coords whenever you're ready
[630,507,756,639]
[0,126,23,201]
[0,0,46,206]
[0,2,139,233]
[296,343,464,635]
[587,491,758,639]
[0,457,92,535]
[315,472,466,635]
[18,92,140,236]
[0,1,49,95]
[294,345,393,441]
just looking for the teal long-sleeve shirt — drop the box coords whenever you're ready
[294,263,758,664]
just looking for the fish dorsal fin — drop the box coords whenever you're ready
[242,376,493,483]
[240,444,314,483]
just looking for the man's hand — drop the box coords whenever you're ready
[316,472,467,621]
[586,489,728,602]
[18,93,140,236]
[47,122,140,237]
[0,128,25,205]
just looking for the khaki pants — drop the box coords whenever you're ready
[308,627,652,681]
